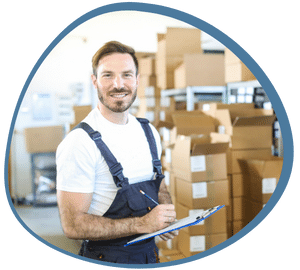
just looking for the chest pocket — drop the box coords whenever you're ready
[127,194,150,217]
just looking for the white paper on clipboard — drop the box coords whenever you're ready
[125,205,224,246]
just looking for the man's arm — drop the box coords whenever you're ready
[57,190,176,240]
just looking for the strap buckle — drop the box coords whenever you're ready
[89,131,102,141]
[152,159,162,174]
[110,163,125,187]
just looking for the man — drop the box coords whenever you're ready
[56,41,178,264]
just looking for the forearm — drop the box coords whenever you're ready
[63,212,145,241]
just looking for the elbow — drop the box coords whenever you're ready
[62,225,82,240]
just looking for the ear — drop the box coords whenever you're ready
[91,74,98,89]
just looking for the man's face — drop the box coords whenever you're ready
[92,53,139,113]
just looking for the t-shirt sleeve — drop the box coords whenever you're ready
[56,129,98,193]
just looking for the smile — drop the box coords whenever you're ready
[110,93,128,98]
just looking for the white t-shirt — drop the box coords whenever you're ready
[56,108,162,216]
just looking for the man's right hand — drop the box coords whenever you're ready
[137,204,176,234]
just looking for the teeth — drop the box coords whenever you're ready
[112,94,126,98]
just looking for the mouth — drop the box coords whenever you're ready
[109,91,130,99]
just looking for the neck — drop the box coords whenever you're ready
[97,102,129,125]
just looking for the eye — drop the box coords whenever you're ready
[102,73,112,79]
[124,73,133,78]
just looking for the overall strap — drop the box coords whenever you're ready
[136,118,163,175]
[73,122,128,188]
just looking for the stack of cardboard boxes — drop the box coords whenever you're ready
[203,103,276,234]
[173,136,230,257]
[238,156,283,222]
[136,56,159,122]
[157,111,231,257]
[155,28,202,90]
[128,28,280,262]
[135,27,227,125]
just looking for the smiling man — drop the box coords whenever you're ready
[56,41,177,264]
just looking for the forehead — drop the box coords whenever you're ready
[97,53,136,73]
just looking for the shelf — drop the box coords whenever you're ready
[161,86,227,111]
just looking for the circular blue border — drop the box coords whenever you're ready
[4,2,294,268]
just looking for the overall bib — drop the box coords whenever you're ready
[75,118,164,264]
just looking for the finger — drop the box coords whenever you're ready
[161,204,175,211]
[160,232,175,240]
[164,216,175,223]
[169,230,179,236]
[159,234,168,241]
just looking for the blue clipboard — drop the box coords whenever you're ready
[125,205,225,247]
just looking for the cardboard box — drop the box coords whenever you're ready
[227,221,233,238]
[176,177,230,208]
[70,105,92,130]
[227,198,233,221]
[230,173,245,197]
[156,72,175,89]
[240,157,283,203]
[211,108,276,150]
[156,56,183,75]
[225,62,256,83]
[172,136,229,182]
[139,57,156,76]
[174,53,225,88]
[156,28,202,58]
[137,75,157,97]
[24,125,64,153]
[158,249,186,262]
[163,169,176,197]
[233,220,247,235]
[233,197,262,223]
[227,148,273,174]
[156,111,217,146]
[224,48,256,82]
[164,253,186,262]
[210,132,274,174]
[176,203,227,235]
[178,230,227,257]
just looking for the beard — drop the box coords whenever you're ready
[97,86,137,113]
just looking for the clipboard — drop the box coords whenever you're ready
[125,205,225,247]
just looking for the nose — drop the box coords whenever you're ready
[113,75,124,89]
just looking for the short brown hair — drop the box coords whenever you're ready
[92,41,139,76]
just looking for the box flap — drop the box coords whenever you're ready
[154,120,174,130]
[215,109,233,135]
[242,156,283,178]
[172,112,216,135]
[232,115,276,127]
[192,142,229,156]
[210,132,232,146]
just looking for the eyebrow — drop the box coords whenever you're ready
[100,69,135,75]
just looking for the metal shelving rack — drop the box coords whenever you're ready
[161,86,227,111]
[160,81,283,157]
[30,152,57,207]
